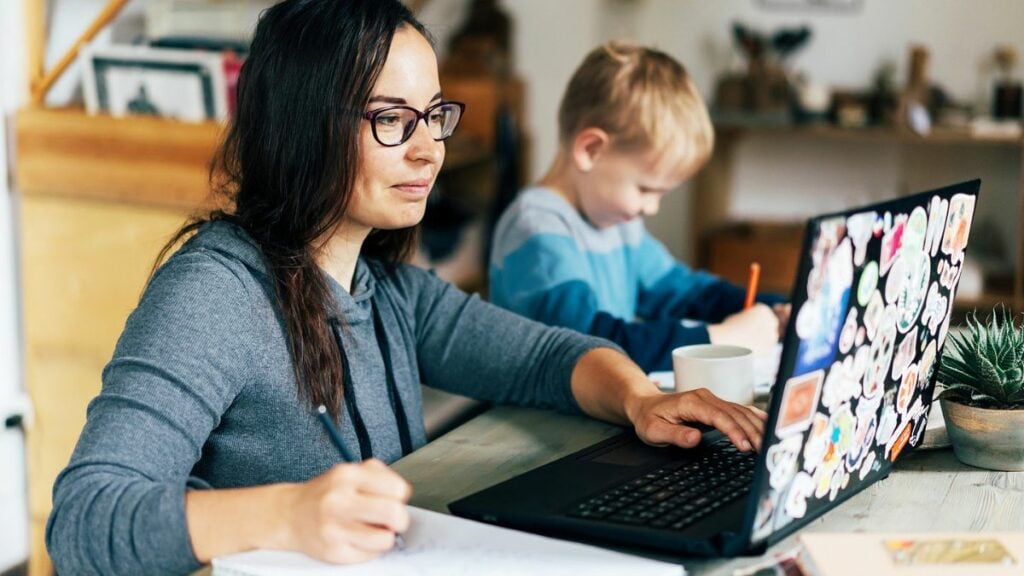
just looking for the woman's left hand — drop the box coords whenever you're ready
[624,388,768,452]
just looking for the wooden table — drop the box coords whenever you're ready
[392,405,1024,575]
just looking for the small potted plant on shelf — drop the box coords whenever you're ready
[937,306,1024,471]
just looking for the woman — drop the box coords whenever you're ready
[46,1,767,574]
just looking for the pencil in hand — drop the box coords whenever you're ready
[317,405,358,462]
[316,405,408,550]
[744,262,761,309]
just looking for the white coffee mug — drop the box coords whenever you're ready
[672,344,755,405]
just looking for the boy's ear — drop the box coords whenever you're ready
[571,128,611,173]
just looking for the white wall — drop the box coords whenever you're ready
[497,0,1024,263]
[0,0,28,570]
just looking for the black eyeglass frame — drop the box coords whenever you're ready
[362,100,466,147]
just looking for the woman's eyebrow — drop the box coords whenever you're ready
[368,92,443,105]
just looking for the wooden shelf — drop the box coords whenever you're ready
[953,292,1018,312]
[16,106,224,210]
[714,122,1024,147]
[15,106,493,210]
[694,119,1024,319]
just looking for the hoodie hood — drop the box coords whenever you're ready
[186,220,375,324]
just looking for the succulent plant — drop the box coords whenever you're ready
[938,307,1024,409]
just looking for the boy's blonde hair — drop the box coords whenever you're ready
[558,42,714,170]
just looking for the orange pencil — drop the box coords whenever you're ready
[744,262,761,309]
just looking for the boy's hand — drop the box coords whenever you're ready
[625,388,767,452]
[707,303,779,353]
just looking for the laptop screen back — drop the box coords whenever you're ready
[746,179,980,547]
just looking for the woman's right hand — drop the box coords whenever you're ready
[280,459,412,564]
[706,303,780,354]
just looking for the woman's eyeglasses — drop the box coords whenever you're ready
[363,101,466,147]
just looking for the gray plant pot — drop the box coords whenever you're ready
[940,398,1024,471]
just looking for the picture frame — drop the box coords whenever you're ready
[81,44,228,123]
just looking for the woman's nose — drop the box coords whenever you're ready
[405,120,444,165]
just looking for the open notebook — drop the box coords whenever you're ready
[212,506,685,576]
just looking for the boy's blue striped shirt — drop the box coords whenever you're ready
[490,187,781,371]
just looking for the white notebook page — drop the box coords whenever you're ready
[213,506,685,576]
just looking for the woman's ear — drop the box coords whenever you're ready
[571,128,610,173]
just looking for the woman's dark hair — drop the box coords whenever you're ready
[153,0,431,420]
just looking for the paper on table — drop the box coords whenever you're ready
[212,506,685,576]
[799,532,1024,576]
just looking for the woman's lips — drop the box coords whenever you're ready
[392,180,432,198]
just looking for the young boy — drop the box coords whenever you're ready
[489,42,788,372]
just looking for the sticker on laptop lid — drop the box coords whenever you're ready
[847,211,876,266]
[895,252,930,333]
[838,308,858,354]
[864,306,897,399]
[922,282,947,336]
[902,207,928,253]
[897,363,918,415]
[926,195,949,257]
[794,238,853,374]
[891,326,919,381]
[783,471,814,519]
[939,259,961,290]
[880,213,906,276]
[776,370,824,437]
[863,290,884,341]
[942,193,976,264]
[845,414,875,472]
[918,341,937,384]
[766,434,801,490]
[886,419,913,461]
[857,261,879,306]
[876,402,899,446]
[802,413,830,473]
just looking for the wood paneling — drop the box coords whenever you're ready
[16,107,223,210]
[20,196,189,576]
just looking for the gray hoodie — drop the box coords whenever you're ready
[46,220,614,575]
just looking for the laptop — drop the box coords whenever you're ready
[450,179,981,557]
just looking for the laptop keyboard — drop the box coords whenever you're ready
[568,440,756,531]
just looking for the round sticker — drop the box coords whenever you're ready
[864,291,884,341]
[830,404,856,457]
[864,306,897,399]
[897,364,918,414]
[784,472,814,519]
[902,206,928,254]
[919,341,937,385]
[814,458,838,499]
[858,261,879,306]
[846,415,877,472]
[891,326,919,381]
[876,404,899,446]
[926,196,949,257]
[767,435,802,490]
[896,251,930,333]
[922,282,948,336]
[803,413,830,473]
[839,308,858,354]
[885,255,906,304]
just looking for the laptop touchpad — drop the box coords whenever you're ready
[588,440,672,467]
